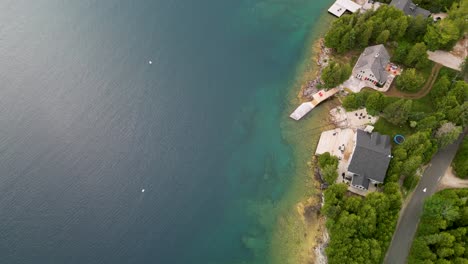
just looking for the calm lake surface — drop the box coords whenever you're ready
[0,0,331,263]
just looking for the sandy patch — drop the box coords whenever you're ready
[437,166,468,190]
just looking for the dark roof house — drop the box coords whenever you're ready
[390,0,431,17]
[353,44,390,85]
[348,130,392,190]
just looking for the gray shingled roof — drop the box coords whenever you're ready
[354,44,390,84]
[390,0,431,17]
[348,130,392,184]
[352,174,370,189]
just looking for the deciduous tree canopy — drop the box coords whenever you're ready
[408,189,468,263]
[396,68,425,93]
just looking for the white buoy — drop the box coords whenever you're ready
[141,189,145,193]
[423,188,427,193]
[148,60,152,65]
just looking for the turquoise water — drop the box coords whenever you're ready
[0,0,332,263]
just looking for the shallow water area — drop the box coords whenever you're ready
[0,0,334,263]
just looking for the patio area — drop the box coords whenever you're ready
[315,128,356,181]
[330,107,378,129]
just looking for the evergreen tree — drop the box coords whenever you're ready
[383,99,412,125]
[405,43,430,70]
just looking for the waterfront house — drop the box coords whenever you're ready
[347,130,392,190]
[390,0,431,17]
[352,44,390,87]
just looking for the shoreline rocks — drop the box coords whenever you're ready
[302,39,331,100]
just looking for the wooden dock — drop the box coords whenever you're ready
[328,0,361,17]
[290,88,339,120]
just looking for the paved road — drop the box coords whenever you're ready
[384,134,465,264]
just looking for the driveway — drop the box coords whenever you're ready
[384,134,465,264]
[427,50,463,71]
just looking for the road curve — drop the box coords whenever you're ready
[384,134,465,264]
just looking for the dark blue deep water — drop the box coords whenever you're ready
[0,1,331,263]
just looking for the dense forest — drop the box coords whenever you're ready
[323,183,402,263]
[408,189,468,263]
[325,3,466,54]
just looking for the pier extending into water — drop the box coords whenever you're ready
[328,0,361,17]
[290,88,339,121]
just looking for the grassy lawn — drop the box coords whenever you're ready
[373,118,413,139]
[411,94,434,113]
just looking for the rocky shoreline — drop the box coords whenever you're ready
[302,38,332,100]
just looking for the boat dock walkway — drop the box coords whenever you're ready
[328,0,361,17]
[289,88,339,121]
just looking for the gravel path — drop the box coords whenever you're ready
[438,166,468,190]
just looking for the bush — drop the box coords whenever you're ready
[318,152,339,169]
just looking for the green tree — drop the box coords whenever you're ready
[430,74,451,100]
[340,91,373,111]
[436,96,464,124]
[452,136,468,178]
[396,68,425,92]
[392,41,411,64]
[448,81,468,105]
[460,56,468,81]
[402,155,423,176]
[435,122,462,148]
[405,43,430,70]
[383,99,413,125]
[406,15,429,42]
[323,183,348,220]
[376,30,390,44]
[424,19,461,50]
[321,61,351,89]
[413,0,458,13]
[322,164,339,185]
[417,115,439,131]
[365,92,385,115]
[318,152,339,169]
